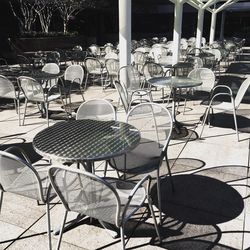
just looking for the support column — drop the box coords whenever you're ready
[209,11,217,45]
[220,11,226,40]
[195,8,204,49]
[119,0,131,68]
[172,0,183,65]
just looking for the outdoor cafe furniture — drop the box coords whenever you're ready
[182,68,216,114]
[84,57,107,90]
[48,165,161,250]
[200,77,250,142]
[0,75,25,125]
[0,146,55,250]
[41,63,60,88]
[76,99,116,121]
[108,102,173,224]
[61,64,85,116]
[17,76,63,126]
[33,119,141,241]
[105,58,119,88]
[148,76,202,138]
[33,119,140,172]
[118,65,153,105]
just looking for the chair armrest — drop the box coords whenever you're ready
[128,174,150,199]
[212,84,233,95]
[4,146,32,165]
[121,175,150,220]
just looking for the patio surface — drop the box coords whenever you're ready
[0,66,250,249]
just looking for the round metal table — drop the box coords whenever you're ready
[148,76,202,138]
[33,119,140,169]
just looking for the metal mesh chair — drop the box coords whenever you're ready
[142,62,171,103]
[0,75,24,125]
[84,57,107,90]
[108,103,173,224]
[200,77,250,141]
[62,65,85,115]
[76,99,116,121]
[119,65,152,105]
[180,68,216,114]
[42,63,60,87]
[132,51,147,74]
[105,58,119,87]
[18,76,62,126]
[0,147,54,249]
[48,165,161,250]
[114,80,131,114]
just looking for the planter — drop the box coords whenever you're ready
[12,35,89,52]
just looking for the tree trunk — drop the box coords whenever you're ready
[63,20,67,34]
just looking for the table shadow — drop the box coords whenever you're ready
[151,174,244,225]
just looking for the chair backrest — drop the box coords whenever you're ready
[104,51,118,60]
[65,65,84,85]
[42,63,60,86]
[149,47,168,63]
[132,51,147,74]
[76,99,116,121]
[0,75,17,99]
[188,68,215,92]
[173,62,194,77]
[0,149,44,202]
[142,62,164,81]
[132,51,147,64]
[185,56,203,69]
[114,80,130,113]
[42,63,60,74]
[88,44,101,57]
[118,65,141,91]
[127,103,173,152]
[105,59,119,77]
[85,57,102,74]
[48,166,120,226]
[103,43,115,55]
[235,77,250,108]
[18,76,44,102]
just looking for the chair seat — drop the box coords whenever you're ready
[208,101,235,111]
[104,177,146,222]
[47,94,61,102]
[109,139,162,174]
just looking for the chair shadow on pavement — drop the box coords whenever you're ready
[0,141,42,163]
[150,174,245,249]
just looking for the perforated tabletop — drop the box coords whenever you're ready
[33,119,140,163]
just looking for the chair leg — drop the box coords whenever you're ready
[103,161,108,177]
[84,73,89,90]
[200,106,210,138]
[45,102,49,127]
[0,190,3,214]
[17,99,21,126]
[46,202,52,250]
[156,169,162,225]
[56,210,68,250]
[165,154,174,192]
[22,99,28,126]
[148,196,162,243]
[233,109,239,141]
[183,98,187,115]
[120,226,126,250]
